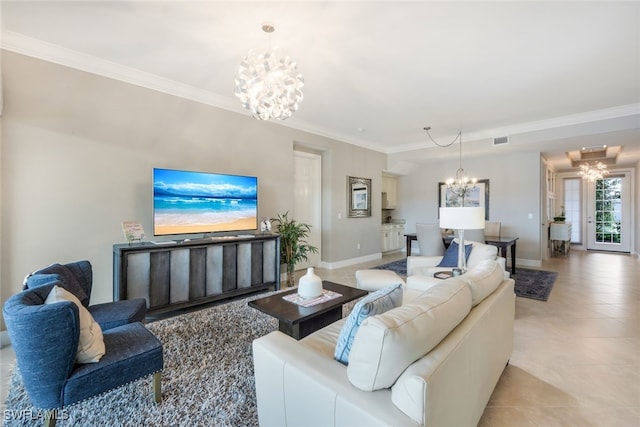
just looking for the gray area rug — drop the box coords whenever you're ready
[374,259,557,301]
[4,289,309,426]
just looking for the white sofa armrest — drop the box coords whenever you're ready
[406,255,443,276]
[253,331,418,427]
[496,256,508,277]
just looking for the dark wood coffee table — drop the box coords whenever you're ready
[248,281,368,340]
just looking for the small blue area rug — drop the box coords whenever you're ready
[374,259,557,301]
[374,259,408,276]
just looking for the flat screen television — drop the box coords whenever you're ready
[153,168,258,236]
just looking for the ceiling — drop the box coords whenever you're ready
[2,1,640,170]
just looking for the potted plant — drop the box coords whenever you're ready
[271,211,319,287]
[553,205,566,222]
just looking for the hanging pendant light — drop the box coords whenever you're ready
[424,127,477,206]
[578,161,610,181]
[234,23,304,121]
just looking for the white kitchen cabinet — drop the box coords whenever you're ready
[382,228,391,252]
[382,175,397,209]
[381,224,405,253]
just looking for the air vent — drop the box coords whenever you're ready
[493,136,509,145]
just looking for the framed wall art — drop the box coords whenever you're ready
[438,179,490,220]
[348,176,371,218]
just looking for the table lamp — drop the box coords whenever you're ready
[439,207,485,273]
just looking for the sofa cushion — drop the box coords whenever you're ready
[89,298,147,331]
[355,269,405,291]
[63,322,163,407]
[460,259,505,306]
[405,274,443,292]
[334,284,403,365]
[25,263,90,307]
[45,285,105,363]
[436,241,472,267]
[347,279,472,391]
[466,241,498,269]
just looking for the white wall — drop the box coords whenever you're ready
[320,147,386,266]
[636,159,640,256]
[395,151,543,265]
[0,51,386,329]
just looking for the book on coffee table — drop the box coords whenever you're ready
[282,289,342,307]
[433,271,454,279]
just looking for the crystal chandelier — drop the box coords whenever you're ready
[234,24,304,121]
[578,161,610,181]
[424,127,477,205]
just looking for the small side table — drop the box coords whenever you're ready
[550,222,572,256]
[484,236,519,275]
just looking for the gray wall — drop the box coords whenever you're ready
[0,51,386,328]
[394,150,543,265]
[637,159,640,253]
[1,50,637,335]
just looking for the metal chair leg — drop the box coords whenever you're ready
[43,410,57,427]
[153,372,162,403]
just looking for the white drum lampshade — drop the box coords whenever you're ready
[439,207,485,272]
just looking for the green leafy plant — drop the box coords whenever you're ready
[271,211,319,287]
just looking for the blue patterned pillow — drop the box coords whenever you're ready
[334,284,403,365]
[437,241,472,267]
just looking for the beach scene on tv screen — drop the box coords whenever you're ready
[153,169,257,235]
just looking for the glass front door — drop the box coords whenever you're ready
[586,174,631,252]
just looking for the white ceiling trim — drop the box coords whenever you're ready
[1,30,242,113]
[2,29,638,157]
[1,30,392,153]
[387,103,640,154]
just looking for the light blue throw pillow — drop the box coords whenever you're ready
[437,241,472,267]
[334,284,403,365]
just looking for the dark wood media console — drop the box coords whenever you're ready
[113,234,280,316]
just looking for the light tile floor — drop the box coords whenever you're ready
[1,250,638,425]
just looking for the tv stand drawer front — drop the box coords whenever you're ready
[114,235,280,315]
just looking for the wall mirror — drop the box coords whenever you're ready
[348,176,371,218]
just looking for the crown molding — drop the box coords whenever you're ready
[388,103,640,154]
[2,30,638,156]
[1,30,245,113]
[1,30,390,152]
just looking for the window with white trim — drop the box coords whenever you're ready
[563,178,581,243]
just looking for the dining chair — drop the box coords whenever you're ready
[454,228,485,243]
[415,223,445,256]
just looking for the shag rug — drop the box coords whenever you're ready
[5,289,355,426]
[374,259,557,301]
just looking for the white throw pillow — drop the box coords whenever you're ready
[334,284,403,364]
[466,241,498,268]
[347,279,472,391]
[45,285,105,363]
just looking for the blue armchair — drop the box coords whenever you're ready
[23,260,146,330]
[3,282,163,427]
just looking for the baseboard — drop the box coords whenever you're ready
[0,330,11,348]
[318,253,382,270]
[516,258,542,268]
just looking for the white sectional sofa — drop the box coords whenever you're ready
[252,260,515,426]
